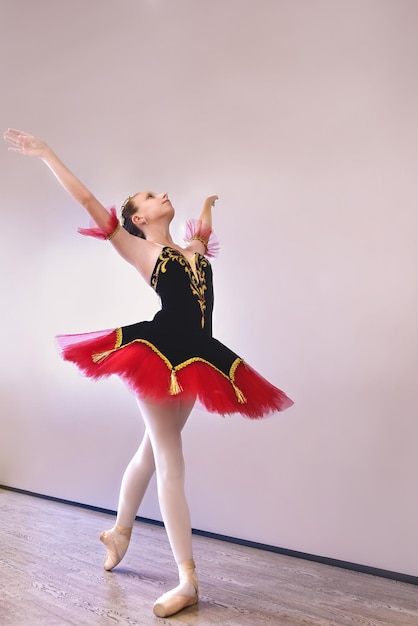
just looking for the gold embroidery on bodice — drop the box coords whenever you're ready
[151,247,208,328]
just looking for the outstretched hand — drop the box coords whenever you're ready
[3,128,49,158]
[205,195,219,207]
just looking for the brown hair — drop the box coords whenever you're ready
[120,195,146,239]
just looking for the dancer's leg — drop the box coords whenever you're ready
[100,429,156,570]
[138,397,194,565]
[137,397,198,617]
[116,430,156,527]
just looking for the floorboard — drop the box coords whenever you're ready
[1,488,417,625]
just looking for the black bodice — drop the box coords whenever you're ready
[151,247,214,335]
[119,247,239,375]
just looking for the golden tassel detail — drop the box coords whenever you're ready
[232,383,247,404]
[169,369,183,395]
[92,350,114,364]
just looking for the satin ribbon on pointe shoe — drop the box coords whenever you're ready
[153,559,198,617]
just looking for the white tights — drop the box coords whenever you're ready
[114,396,195,565]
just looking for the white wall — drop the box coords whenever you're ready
[1,0,418,577]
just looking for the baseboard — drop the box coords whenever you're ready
[2,484,417,586]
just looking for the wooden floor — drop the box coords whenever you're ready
[1,489,417,626]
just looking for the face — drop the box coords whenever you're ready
[132,191,174,227]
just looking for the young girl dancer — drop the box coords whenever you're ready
[4,128,293,618]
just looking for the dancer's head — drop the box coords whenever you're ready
[121,192,174,238]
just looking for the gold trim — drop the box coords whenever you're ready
[115,327,122,348]
[106,221,121,240]
[91,340,247,403]
[92,338,173,369]
[229,357,242,381]
[91,327,123,363]
[175,356,247,403]
[189,235,208,253]
[151,247,208,328]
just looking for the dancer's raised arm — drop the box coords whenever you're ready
[4,129,115,227]
[185,195,219,256]
[3,128,158,279]
[198,195,218,229]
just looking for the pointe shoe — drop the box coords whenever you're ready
[153,559,198,618]
[99,524,132,571]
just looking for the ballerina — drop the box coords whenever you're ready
[4,128,293,617]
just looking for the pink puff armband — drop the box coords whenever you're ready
[184,219,220,258]
[77,206,121,240]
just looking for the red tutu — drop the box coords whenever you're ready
[59,216,293,418]
[56,329,293,419]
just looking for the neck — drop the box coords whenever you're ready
[145,224,175,247]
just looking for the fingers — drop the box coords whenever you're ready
[5,128,27,136]
[3,128,30,145]
[3,129,22,146]
[3,135,19,148]
[4,137,22,150]
[4,129,35,156]
[4,128,21,140]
